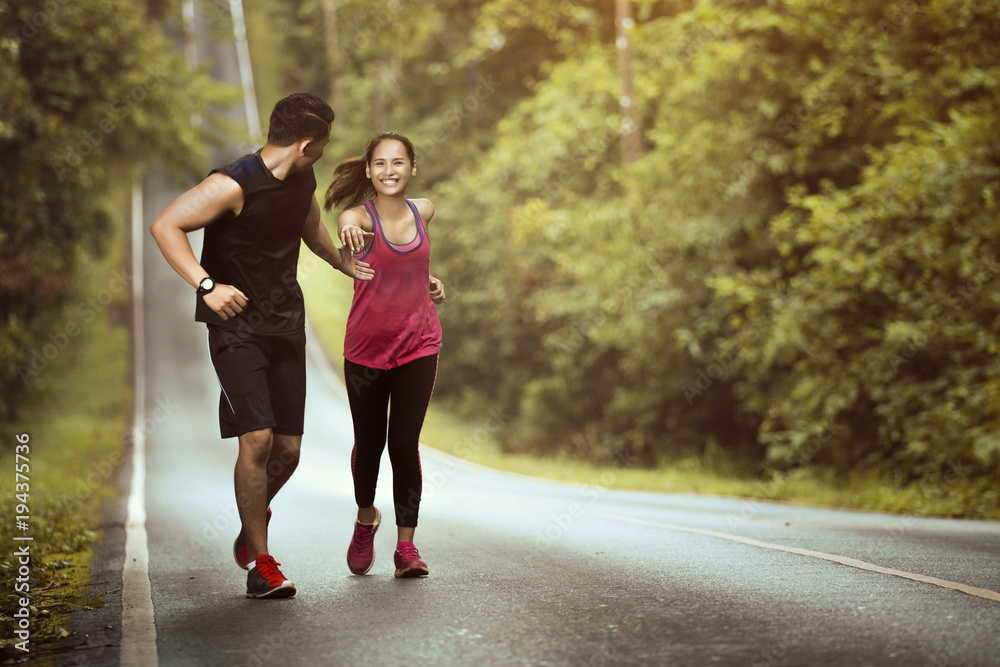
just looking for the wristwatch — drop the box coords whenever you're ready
[196,276,216,296]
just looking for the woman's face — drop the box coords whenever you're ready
[367,139,415,197]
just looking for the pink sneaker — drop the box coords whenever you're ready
[393,541,429,578]
[233,507,272,570]
[347,507,381,575]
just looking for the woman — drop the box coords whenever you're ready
[325,132,445,578]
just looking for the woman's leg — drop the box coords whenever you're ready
[385,354,438,537]
[343,359,391,516]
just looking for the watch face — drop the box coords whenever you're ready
[201,278,214,290]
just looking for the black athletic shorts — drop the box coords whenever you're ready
[206,326,306,439]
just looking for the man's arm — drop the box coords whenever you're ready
[149,172,249,320]
[301,196,374,281]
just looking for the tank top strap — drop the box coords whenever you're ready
[363,199,380,231]
[405,199,424,232]
[352,200,379,261]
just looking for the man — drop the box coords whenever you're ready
[150,92,373,599]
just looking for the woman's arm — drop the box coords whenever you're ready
[415,198,445,303]
[338,206,373,254]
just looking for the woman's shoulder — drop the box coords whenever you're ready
[408,198,435,224]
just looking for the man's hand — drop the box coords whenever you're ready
[339,252,375,281]
[202,284,249,320]
[429,276,446,304]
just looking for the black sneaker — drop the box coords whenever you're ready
[245,554,296,599]
[234,507,272,570]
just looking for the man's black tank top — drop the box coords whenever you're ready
[195,150,315,335]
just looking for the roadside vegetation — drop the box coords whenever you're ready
[0,183,130,662]
[0,0,226,659]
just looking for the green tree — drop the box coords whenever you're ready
[0,0,231,421]
[241,0,1000,490]
[253,0,611,188]
[715,0,1000,477]
[432,0,1000,487]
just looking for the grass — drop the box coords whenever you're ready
[0,183,132,662]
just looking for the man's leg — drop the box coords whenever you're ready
[266,331,305,505]
[267,433,301,503]
[235,427,273,562]
[238,427,297,599]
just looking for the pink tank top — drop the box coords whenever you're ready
[344,199,443,369]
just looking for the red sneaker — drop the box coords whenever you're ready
[233,507,272,570]
[347,507,381,575]
[393,541,429,578]
[245,554,296,599]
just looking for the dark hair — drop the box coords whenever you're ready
[267,92,334,146]
[324,132,416,211]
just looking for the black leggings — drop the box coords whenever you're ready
[344,354,438,528]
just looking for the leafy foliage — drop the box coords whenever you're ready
[14,0,994,488]
[0,0,231,421]
[430,0,1000,484]
[256,0,1000,485]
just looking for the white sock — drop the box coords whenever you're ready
[247,559,256,571]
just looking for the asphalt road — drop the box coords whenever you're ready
[67,6,1000,667]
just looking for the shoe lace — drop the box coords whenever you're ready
[257,557,283,582]
[353,523,375,549]
[397,543,420,561]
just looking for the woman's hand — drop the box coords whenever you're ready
[340,225,372,254]
[429,276,446,304]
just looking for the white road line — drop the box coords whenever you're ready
[598,513,1000,603]
[121,176,159,666]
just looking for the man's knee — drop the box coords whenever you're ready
[272,434,302,467]
[238,428,274,463]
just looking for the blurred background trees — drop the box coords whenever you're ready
[315,0,998,488]
[0,0,230,421]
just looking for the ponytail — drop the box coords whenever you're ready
[324,155,373,211]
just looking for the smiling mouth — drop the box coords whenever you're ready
[380,178,399,185]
